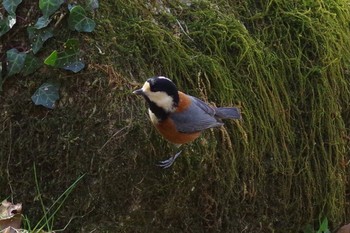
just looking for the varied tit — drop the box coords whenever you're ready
[133,76,241,168]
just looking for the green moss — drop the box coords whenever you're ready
[0,0,349,232]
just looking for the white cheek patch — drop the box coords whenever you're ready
[147,91,175,112]
[142,82,151,92]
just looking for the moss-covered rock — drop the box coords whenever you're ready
[0,0,349,232]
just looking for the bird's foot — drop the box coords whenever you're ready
[157,150,182,168]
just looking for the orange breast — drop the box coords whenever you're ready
[155,118,201,145]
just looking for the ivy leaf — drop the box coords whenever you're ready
[62,38,80,53]
[44,50,57,66]
[60,60,85,73]
[67,3,75,11]
[34,16,52,29]
[3,0,22,15]
[6,48,26,77]
[22,53,42,76]
[87,0,99,11]
[44,39,85,73]
[7,14,17,28]
[39,0,64,17]
[57,39,84,72]
[31,82,60,109]
[68,5,96,32]
[0,15,16,37]
[27,26,54,54]
[0,19,11,37]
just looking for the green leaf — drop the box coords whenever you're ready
[3,0,22,15]
[0,19,11,37]
[43,39,85,72]
[44,50,57,66]
[60,60,85,73]
[6,48,26,77]
[87,0,99,11]
[317,217,330,233]
[56,39,85,73]
[31,82,60,109]
[68,5,96,32]
[39,0,64,17]
[0,15,16,37]
[22,53,42,76]
[34,16,52,29]
[27,26,54,54]
[63,38,80,52]
[67,3,75,11]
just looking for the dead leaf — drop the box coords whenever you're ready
[0,226,28,233]
[0,200,22,230]
[337,223,350,233]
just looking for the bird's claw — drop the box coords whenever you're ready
[157,150,182,168]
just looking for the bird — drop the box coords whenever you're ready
[133,76,241,168]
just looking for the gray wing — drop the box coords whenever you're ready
[169,96,223,133]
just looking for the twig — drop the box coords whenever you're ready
[6,120,14,201]
[95,44,105,55]
[54,12,67,28]
[98,125,130,152]
[176,19,194,42]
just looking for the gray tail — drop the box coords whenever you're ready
[215,107,241,119]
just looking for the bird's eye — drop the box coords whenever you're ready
[151,86,160,92]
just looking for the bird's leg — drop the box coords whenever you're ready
[157,150,182,169]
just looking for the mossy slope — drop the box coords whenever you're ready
[0,0,349,232]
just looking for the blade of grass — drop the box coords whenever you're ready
[31,163,85,231]
[33,163,50,231]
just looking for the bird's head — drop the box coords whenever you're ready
[133,76,179,112]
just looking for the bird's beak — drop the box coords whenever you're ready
[133,88,144,95]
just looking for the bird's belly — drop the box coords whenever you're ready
[155,118,201,145]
